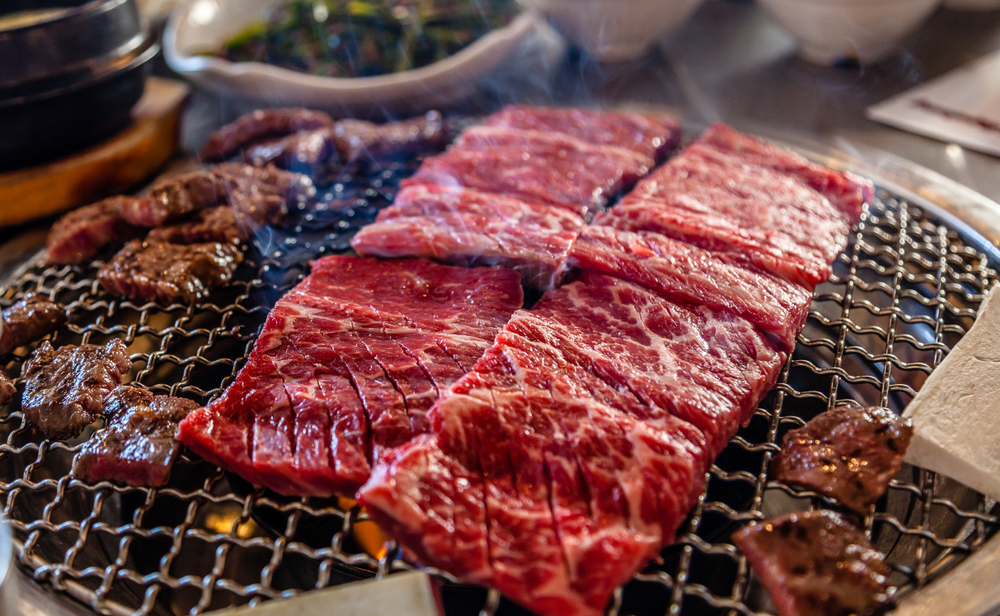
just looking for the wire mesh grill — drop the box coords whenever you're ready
[0,154,998,616]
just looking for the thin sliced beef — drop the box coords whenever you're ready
[244,129,335,172]
[0,367,14,406]
[383,185,585,232]
[21,339,130,439]
[401,127,651,216]
[177,257,522,498]
[331,111,447,161]
[732,510,890,616]
[485,105,681,161]
[771,406,913,513]
[146,206,247,246]
[97,240,243,304]
[119,171,226,227]
[350,214,580,291]
[0,294,67,356]
[568,226,812,352]
[74,385,199,487]
[45,197,142,265]
[200,108,335,161]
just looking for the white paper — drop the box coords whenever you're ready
[866,49,1000,158]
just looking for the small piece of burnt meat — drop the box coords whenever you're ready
[243,129,336,172]
[331,112,446,161]
[45,196,142,265]
[0,294,67,356]
[732,510,890,616]
[146,207,247,246]
[74,385,199,487]
[200,108,335,161]
[119,171,227,227]
[98,240,243,304]
[21,339,131,439]
[772,406,913,513]
[0,367,14,407]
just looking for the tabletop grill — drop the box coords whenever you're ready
[0,148,997,616]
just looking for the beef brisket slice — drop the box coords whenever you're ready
[200,108,336,161]
[45,197,142,265]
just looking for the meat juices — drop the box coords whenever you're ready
[732,510,890,616]
[199,108,336,161]
[21,339,131,439]
[0,367,14,407]
[771,406,913,513]
[44,196,141,265]
[74,386,199,487]
[0,294,67,356]
[97,240,243,304]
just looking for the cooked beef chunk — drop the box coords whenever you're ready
[732,510,890,616]
[771,406,913,513]
[74,385,199,487]
[213,162,313,223]
[0,294,67,356]
[0,367,14,407]
[244,129,336,172]
[146,206,248,246]
[331,112,446,161]
[21,339,131,439]
[119,171,227,227]
[45,197,142,265]
[200,108,335,161]
[97,240,243,304]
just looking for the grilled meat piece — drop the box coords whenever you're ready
[214,162,313,223]
[119,171,227,227]
[331,112,446,161]
[771,406,913,513]
[0,367,14,407]
[244,129,336,172]
[98,240,243,304]
[146,206,251,246]
[21,339,131,440]
[200,108,335,161]
[732,510,890,616]
[74,385,199,487]
[0,294,67,356]
[45,196,142,265]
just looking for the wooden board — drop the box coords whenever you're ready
[0,77,190,229]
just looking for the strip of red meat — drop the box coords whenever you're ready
[383,185,585,232]
[199,108,335,161]
[330,112,447,161]
[568,226,812,352]
[0,367,14,407]
[44,196,142,265]
[119,171,226,227]
[0,294,67,356]
[244,129,335,171]
[177,257,522,498]
[485,105,681,161]
[145,206,247,246]
[350,214,580,291]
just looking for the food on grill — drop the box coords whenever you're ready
[903,283,1000,501]
[145,206,248,246]
[97,240,243,304]
[485,105,681,161]
[118,171,225,228]
[74,385,199,487]
[568,226,811,352]
[402,127,652,216]
[360,273,784,616]
[0,294,67,356]
[215,0,519,79]
[21,339,131,439]
[0,367,14,407]
[44,196,142,265]
[771,406,913,513]
[244,129,335,171]
[731,510,890,616]
[199,108,335,162]
[177,256,523,498]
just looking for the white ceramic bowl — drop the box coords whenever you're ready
[758,0,941,65]
[521,0,705,63]
[164,0,562,112]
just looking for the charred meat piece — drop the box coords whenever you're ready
[0,294,67,356]
[146,206,250,246]
[331,111,446,161]
[119,171,227,227]
[771,406,913,513]
[21,339,131,439]
[732,510,890,616]
[74,385,199,487]
[98,240,243,304]
[243,129,336,172]
[199,108,335,161]
[45,196,142,265]
[214,162,314,223]
[0,367,14,407]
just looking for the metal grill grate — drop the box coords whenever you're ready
[0,157,998,616]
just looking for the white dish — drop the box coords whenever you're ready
[164,0,562,112]
[522,0,705,63]
[757,0,941,65]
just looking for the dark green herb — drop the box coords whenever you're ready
[220,0,520,78]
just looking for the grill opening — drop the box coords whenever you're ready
[0,145,997,616]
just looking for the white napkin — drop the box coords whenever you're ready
[866,49,1000,158]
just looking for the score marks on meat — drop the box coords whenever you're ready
[177,256,523,498]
